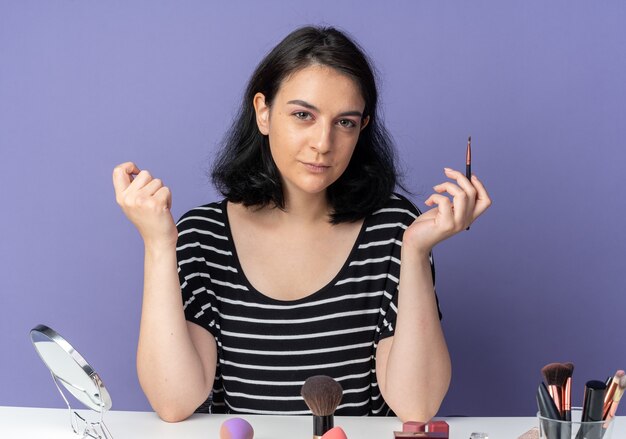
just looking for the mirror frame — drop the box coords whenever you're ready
[30,324,112,412]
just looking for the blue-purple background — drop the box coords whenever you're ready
[1,1,624,416]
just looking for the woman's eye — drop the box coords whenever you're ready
[338,119,357,128]
[294,111,312,120]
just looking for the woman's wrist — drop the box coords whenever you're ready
[401,239,432,261]
[144,239,178,258]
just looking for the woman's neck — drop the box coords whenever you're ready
[279,190,331,225]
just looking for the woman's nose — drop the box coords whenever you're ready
[311,123,333,153]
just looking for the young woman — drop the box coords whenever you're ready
[112,26,491,423]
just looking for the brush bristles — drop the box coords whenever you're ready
[542,363,570,387]
[301,375,343,417]
[620,375,626,390]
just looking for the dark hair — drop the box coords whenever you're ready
[212,26,401,223]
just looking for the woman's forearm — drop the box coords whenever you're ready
[137,244,214,422]
[378,248,451,422]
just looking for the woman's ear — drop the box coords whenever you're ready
[360,115,370,132]
[253,92,270,135]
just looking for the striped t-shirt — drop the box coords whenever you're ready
[176,193,439,416]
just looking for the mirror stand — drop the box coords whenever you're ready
[50,370,113,439]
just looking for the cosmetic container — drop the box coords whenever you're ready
[393,421,449,438]
[537,407,614,439]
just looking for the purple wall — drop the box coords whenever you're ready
[1,1,624,416]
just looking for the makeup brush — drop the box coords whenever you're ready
[465,136,471,231]
[562,362,574,422]
[603,370,625,419]
[537,382,561,439]
[576,380,607,439]
[466,136,472,180]
[301,375,343,439]
[603,372,626,423]
[541,363,570,419]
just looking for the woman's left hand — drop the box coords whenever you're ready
[403,167,492,255]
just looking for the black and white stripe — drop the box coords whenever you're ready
[177,193,439,416]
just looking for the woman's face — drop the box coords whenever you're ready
[254,64,369,201]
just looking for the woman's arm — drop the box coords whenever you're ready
[113,162,216,422]
[137,245,216,422]
[375,250,450,422]
[376,168,491,422]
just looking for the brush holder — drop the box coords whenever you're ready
[537,407,614,439]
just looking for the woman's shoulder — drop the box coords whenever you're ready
[370,192,422,222]
[175,199,227,231]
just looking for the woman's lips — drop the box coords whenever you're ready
[302,162,330,173]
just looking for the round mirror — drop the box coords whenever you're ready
[30,324,112,412]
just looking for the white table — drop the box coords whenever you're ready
[0,406,622,438]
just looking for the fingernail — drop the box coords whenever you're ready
[444,167,452,172]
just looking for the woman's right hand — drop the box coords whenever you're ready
[112,162,178,249]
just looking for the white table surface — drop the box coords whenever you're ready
[0,406,623,438]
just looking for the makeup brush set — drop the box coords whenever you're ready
[301,375,450,438]
[536,362,625,439]
[219,375,452,439]
[216,375,349,439]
